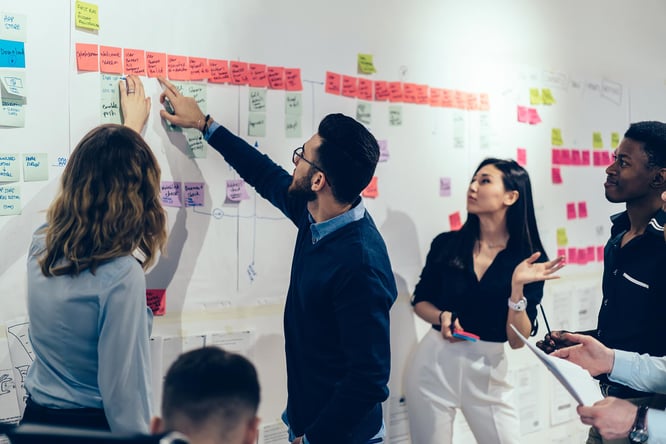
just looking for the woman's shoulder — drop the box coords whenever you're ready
[28,223,48,257]
[430,230,461,247]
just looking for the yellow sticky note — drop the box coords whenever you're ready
[593,131,604,149]
[556,227,568,247]
[357,54,376,74]
[551,128,563,146]
[529,88,542,105]
[611,132,620,148]
[541,88,556,105]
[75,0,100,30]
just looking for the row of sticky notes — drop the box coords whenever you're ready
[0,153,48,182]
[557,246,605,265]
[529,88,556,105]
[517,105,541,125]
[75,43,303,90]
[325,71,490,110]
[160,182,205,207]
[566,202,588,220]
[552,128,620,149]
[551,148,614,167]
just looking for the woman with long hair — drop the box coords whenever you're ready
[21,75,167,433]
[405,158,564,443]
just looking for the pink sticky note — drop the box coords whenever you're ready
[189,57,210,81]
[557,248,566,259]
[593,151,602,166]
[249,63,268,87]
[99,46,123,74]
[479,93,490,111]
[439,177,451,197]
[516,148,527,166]
[377,140,389,162]
[208,59,230,83]
[596,245,605,262]
[587,246,595,261]
[267,66,285,89]
[552,149,562,165]
[357,78,373,101]
[361,176,378,199]
[453,90,466,109]
[374,81,389,101]
[146,289,166,316]
[230,61,249,85]
[449,212,462,231]
[528,107,542,125]
[567,247,578,265]
[226,179,250,202]
[441,89,454,107]
[465,92,479,110]
[578,201,588,218]
[146,52,166,78]
[517,106,529,123]
[428,88,442,107]
[341,75,358,98]
[602,151,613,166]
[578,248,588,265]
[416,84,429,105]
[325,71,341,95]
[167,54,190,81]
[582,150,591,165]
[388,82,403,102]
[561,149,572,165]
[284,68,302,91]
[184,182,205,207]
[571,149,582,165]
[75,43,99,72]
[566,202,577,220]
[552,167,563,184]
[160,181,182,207]
[124,48,146,75]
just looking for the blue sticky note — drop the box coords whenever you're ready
[0,40,25,68]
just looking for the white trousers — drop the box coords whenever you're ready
[404,329,520,444]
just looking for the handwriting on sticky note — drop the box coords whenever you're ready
[357,53,376,74]
[361,176,378,199]
[267,66,285,89]
[161,181,182,207]
[168,54,190,81]
[76,43,98,72]
[284,68,302,91]
[75,0,99,30]
[146,289,166,316]
[325,71,341,95]
[226,179,250,202]
[439,177,451,197]
[99,46,122,74]
[124,48,145,75]
[209,59,230,83]
[146,52,166,77]
[184,182,204,207]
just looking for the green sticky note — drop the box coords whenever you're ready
[248,112,266,137]
[357,53,377,74]
[285,115,302,138]
[0,184,20,215]
[388,105,402,127]
[556,227,568,247]
[23,153,48,181]
[100,74,122,124]
[356,102,371,125]
[249,88,266,112]
[285,92,302,115]
[0,153,19,182]
[541,88,555,105]
[186,83,207,113]
[593,132,604,149]
[611,132,620,148]
[529,88,542,105]
[75,0,100,30]
[551,128,563,146]
[185,129,207,158]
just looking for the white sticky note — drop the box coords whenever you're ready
[0,153,19,181]
[0,12,27,41]
[22,153,48,181]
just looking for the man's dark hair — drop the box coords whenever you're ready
[624,121,666,168]
[162,347,260,431]
[316,113,379,204]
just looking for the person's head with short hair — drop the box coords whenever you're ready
[289,114,379,205]
[39,124,167,276]
[151,347,261,444]
[605,121,666,205]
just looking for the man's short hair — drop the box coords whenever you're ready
[316,114,379,204]
[625,121,666,168]
[162,347,260,432]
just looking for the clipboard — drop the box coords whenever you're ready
[510,324,603,406]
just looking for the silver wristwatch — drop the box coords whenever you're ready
[629,405,649,443]
[507,297,527,312]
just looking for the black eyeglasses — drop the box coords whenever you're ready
[292,146,325,173]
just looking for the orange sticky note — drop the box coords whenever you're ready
[552,167,562,184]
[578,201,588,218]
[249,63,268,87]
[76,43,99,72]
[167,54,190,81]
[449,212,462,231]
[374,81,389,101]
[123,48,145,76]
[146,289,166,316]
[146,52,166,78]
[361,176,379,199]
[99,45,123,74]
[341,75,358,98]
[189,57,210,81]
[230,61,249,85]
[402,83,417,103]
[479,93,490,111]
[441,89,454,107]
[285,68,302,91]
[325,71,341,95]
[208,59,230,83]
[453,90,466,109]
[388,82,403,102]
[267,66,285,89]
[416,85,429,105]
[466,92,479,110]
[429,88,442,107]
[357,78,373,101]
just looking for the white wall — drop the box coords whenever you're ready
[2,0,666,441]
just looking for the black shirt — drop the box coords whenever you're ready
[412,231,544,342]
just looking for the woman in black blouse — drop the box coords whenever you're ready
[404,158,564,444]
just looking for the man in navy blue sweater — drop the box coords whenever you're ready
[156,77,398,444]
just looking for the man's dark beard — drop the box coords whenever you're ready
[288,168,317,201]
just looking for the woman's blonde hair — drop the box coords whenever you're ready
[39,124,167,276]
